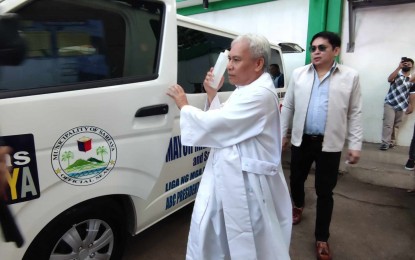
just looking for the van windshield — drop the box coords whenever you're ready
[0,0,164,96]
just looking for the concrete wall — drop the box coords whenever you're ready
[188,0,415,146]
[189,0,309,89]
[341,2,415,145]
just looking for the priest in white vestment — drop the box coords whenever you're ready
[167,34,292,260]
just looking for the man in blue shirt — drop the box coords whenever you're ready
[281,31,362,260]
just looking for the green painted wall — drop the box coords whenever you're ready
[305,0,343,64]
[326,0,343,33]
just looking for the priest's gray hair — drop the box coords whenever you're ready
[232,34,271,72]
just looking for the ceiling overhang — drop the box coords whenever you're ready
[177,0,275,16]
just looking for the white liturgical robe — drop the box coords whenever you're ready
[181,73,292,260]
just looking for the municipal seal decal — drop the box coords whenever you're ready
[51,126,117,186]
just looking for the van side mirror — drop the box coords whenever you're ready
[0,13,26,66]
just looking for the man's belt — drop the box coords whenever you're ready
[303,134,324,142]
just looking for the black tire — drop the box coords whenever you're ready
[23,197,126,260]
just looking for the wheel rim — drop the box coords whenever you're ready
[50,219,114,260]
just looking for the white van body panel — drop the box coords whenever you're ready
[0,0,177,258]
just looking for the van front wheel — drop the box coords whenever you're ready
[23,198,126,260]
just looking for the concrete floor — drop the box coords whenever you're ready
[123,144,415,259]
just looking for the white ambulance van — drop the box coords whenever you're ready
[0,0,301,259]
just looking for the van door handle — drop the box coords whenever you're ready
[135,104,169,117]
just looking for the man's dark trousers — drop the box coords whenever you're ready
[290,136,341,241]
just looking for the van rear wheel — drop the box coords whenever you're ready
[23,198,126,260]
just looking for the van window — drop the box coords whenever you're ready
[177,26,233,93]
[0,0,164,97]
[270,48,284,88]
[177,26,286,93]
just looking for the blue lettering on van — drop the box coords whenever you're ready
[176,182,200,204]
[2,134,40,204]
[189,168,203,180]
[165,178,180,192]
[164,166,204,192]
[165,193,176,209]
[192,151,209,166]
[165,135,206,162]
[165,136,182,162]
[165,182,200,210]
[181,174,189,184]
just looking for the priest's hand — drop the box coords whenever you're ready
[167,84,188,110]
[204,68,224,104]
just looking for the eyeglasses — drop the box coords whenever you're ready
[309,45,328,53]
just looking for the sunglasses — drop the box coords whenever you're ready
[309,45,328,53]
